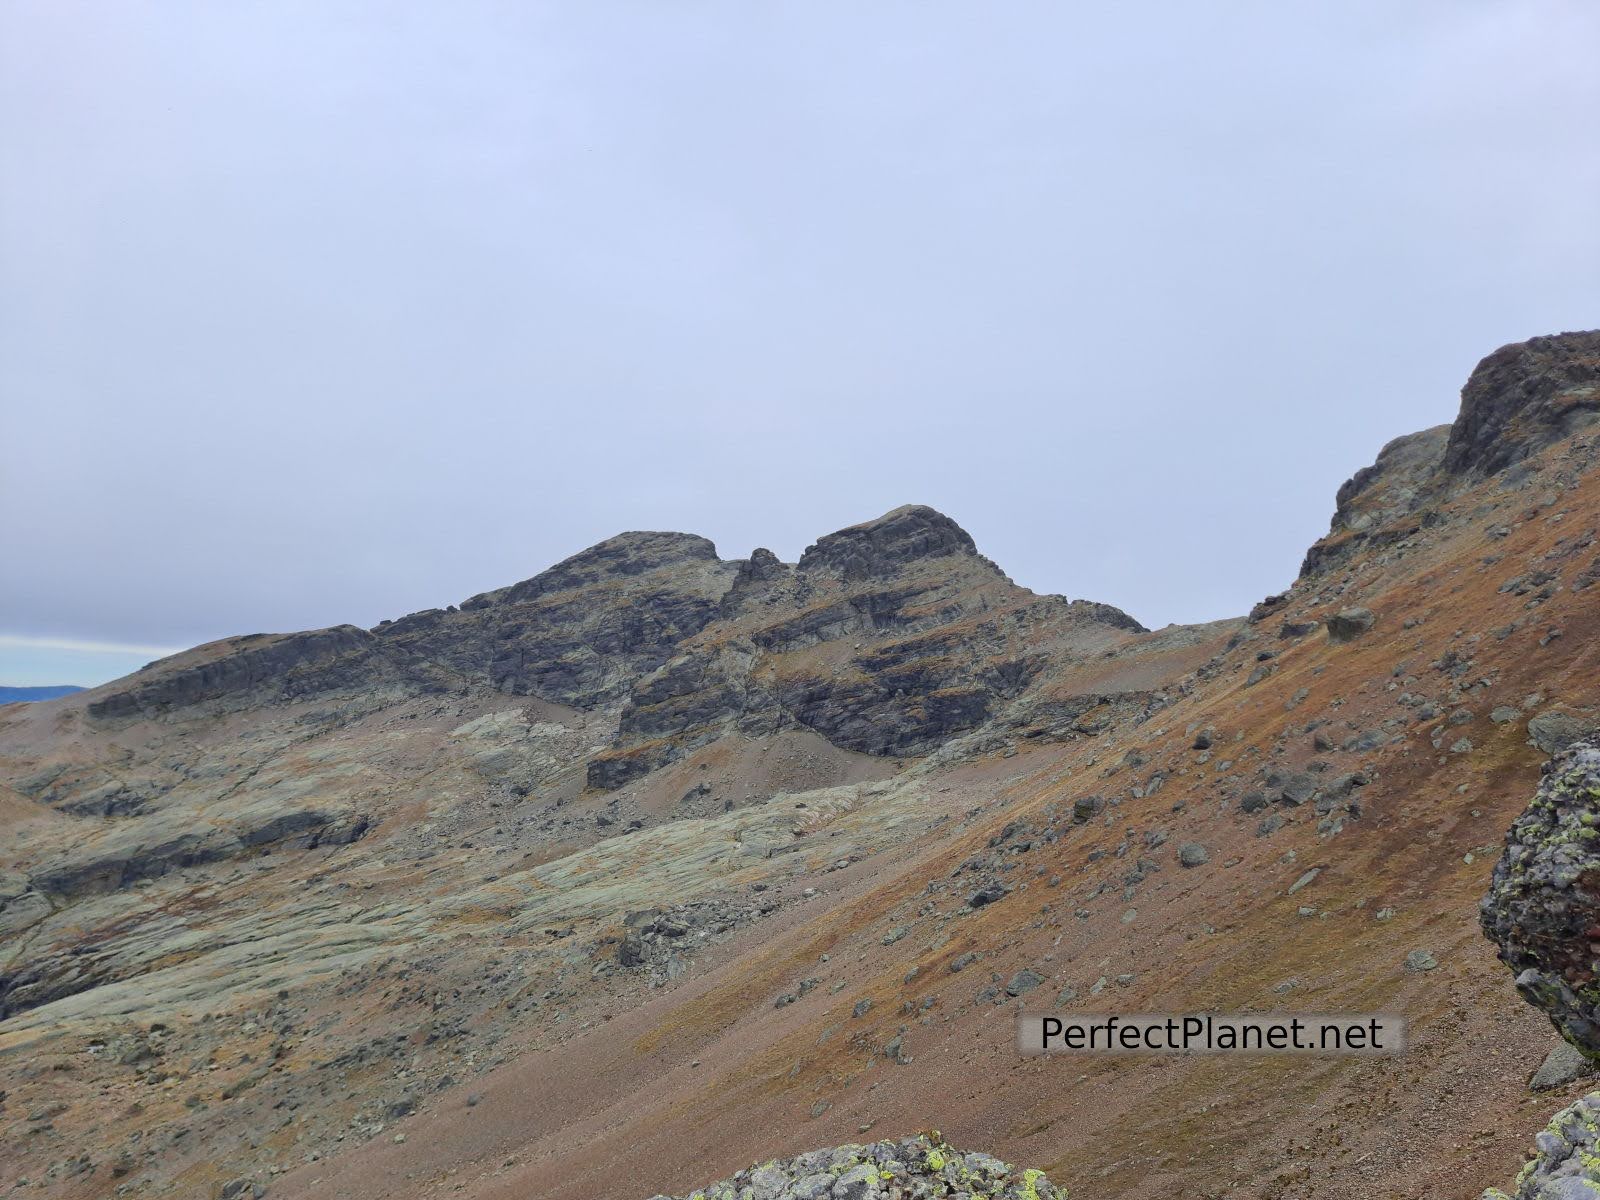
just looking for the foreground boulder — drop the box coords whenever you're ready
[1480,740,1600,1053]
[644,1133,1060,1200]
[1481,740,1600,1197]
[1482,1093,1600,1200]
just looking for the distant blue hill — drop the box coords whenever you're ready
[0,685,85,703]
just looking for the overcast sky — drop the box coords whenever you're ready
[3,2,1598,687]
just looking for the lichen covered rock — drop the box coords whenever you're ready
[1482,740,1600,1197]
[1480,740,1600,1053]
[1481,1092,1600,1199]
[644,1133,1062,1200]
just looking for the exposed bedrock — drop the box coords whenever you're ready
[1302,328,1600,577]
[1447,330,1600,477]
[29,802,369,901]
[87,625,393,719]
[796,503,996,582]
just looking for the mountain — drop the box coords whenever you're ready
[0,329,1598,1200]
[0,685,84,704]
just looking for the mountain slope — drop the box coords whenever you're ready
[1,330,1597,1200]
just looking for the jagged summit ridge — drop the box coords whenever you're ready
[77,504,1145,776]
[796,503,997,582]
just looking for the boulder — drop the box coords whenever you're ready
[1005,969,1044,997]
[1482,740,1600,1052]
[1265,769,1318,807]
[1527,711,1599,755]
[1326,607,1377,642]
[1177,843,1210,868]
[1529,1041,1598,1092]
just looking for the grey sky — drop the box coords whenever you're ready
[3,2,1598,687]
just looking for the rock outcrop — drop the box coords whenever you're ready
[87,626,395,719]
[0,868,49,937]
[1446,331,1600,477]
[576,506,1145,786]
[1302,328,1600,576]
[1481,740,1600,1054]
[644,1134,1060,1200]
[1299,425,1449,576]
[796,504,997,582]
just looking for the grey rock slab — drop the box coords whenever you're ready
[1529,1041,1599,1091]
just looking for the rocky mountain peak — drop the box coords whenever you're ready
[796,504,992,582]
[1444,329,1600,477]
[504,531,722,603]
[1301,328,1600,578]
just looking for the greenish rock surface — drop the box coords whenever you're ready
[1481,738,1600,1198]
[1481,1093,1600,1199]
[1481,740,1600,1052]
[644,1133,1062,1200]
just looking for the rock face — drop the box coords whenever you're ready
[28,800,368,900]
[86,626,395,719]
[644,1134,1060,1200]
[796,504,994,581]
[1446,330,1600,477]
[1302,329,1600,576]
[0,869,49,937]
[1300,426,1450,576]
[503,531,721,599]
[1481,740,1600,1054]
